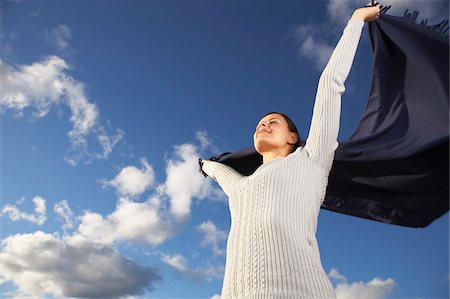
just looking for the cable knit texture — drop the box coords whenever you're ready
[202,18,365,299]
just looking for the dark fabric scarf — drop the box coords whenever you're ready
[202,8,449,228]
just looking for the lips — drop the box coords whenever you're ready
[257,128,272,136]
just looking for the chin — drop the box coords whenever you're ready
[254,140,276,153]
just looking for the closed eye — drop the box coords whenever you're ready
[255,118,280,130]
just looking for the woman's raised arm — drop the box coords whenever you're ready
[303,3,380,171]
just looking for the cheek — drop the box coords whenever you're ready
[274,127,288,136]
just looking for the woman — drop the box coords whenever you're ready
[200,3,381,298]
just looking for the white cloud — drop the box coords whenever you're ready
[63,78,99,146]
[77,196,174,246]
[329,267,348,284]
[96,127,125,159]
[0,231,161,298]
[161,252,224,283]
[1,131,226,296]
[328,268,396,299]
[163,142,222,220]
[48,24,75,55]
[196,130,212,151]
[210,295,221,299]
[325,0,362,26]
[1,196,46,225]
[102,158,155,196]
[16,197,25,204]
[335,278,397,299]
[0,56,123,165]
[81,131,223,246]
[161,253,189,272]
[196,220,227,256]
[0,56,67,117]
[293,23,334,71]
[54,199,74,230]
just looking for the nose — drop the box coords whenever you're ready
[257,121,271,133]
[261,121,270,128]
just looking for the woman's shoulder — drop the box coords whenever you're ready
[290,145,307,158]
[288,146,331,175]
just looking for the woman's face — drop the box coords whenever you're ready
[253,113,298,154]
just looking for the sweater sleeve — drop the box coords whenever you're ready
[303,18,365,171]
[202,160,244,197]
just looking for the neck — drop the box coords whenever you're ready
[260,148,291,164]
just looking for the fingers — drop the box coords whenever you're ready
[363,1,381,15]
[353,1,381,22]
[364,1,380,7]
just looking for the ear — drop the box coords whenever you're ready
[288,132,299,145]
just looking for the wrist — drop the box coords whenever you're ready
[351,13,365,22]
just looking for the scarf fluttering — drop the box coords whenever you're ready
[202,9,449,228]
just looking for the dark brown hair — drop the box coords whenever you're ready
[262,111,304,153]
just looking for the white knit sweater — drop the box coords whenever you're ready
[202,18,365,299]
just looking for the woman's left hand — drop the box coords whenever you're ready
[351,1,381,22]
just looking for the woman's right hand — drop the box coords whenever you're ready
[351,1,381,22]
[199,158,207,177]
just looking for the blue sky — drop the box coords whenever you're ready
[0,0,448,298]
